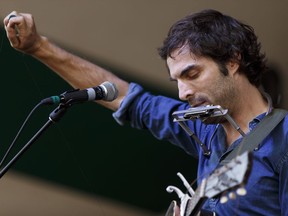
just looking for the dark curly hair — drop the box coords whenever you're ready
[158,9,267,87]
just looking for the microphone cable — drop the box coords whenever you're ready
[0,99,53,170]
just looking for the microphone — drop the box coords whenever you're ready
[41,81,118,105]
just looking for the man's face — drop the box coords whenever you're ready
[167,45,239,112]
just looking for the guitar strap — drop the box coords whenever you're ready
[219,108,288,166]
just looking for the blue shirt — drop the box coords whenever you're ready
[113,83,288,216]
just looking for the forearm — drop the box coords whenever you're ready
[30,36,129,111]
[4,11,129,111]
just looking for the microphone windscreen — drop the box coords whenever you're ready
[100,81,118,101]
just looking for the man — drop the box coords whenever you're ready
[4,9,288,215]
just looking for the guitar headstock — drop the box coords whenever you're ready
[204,151,252,199]
[165,151,252,216]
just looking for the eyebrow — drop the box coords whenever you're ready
[170,64,198,81]
[180,64,197,77]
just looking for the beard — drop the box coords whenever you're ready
[200,114,227,124]
[190,74,239,125]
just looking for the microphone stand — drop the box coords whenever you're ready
[0,103,69,179]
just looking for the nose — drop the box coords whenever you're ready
[178,80,194,101]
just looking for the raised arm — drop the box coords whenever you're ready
[3,11,129,111]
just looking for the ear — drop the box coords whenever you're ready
[226,60,240,76]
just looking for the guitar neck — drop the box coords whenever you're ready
[185,178,208,216]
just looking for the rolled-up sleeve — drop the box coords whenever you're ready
[112,82,145,126]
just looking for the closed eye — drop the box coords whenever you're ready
[181,65,201,80]
[186,71,200,80]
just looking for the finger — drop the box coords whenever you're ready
[9,16,20,37]
[4,12,20,47]
[8,14,17,21]
[3,11,18,26]
[6,29,20,49]
[4,12,19,33]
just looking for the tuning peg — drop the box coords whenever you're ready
[236,186,247,196]
[176,172,195,195]
[166,186,185,199]
[220,194,228,204]
[228,191,236,200]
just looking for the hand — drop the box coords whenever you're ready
[3,11,43,54]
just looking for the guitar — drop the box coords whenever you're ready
[165,151,252,216]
